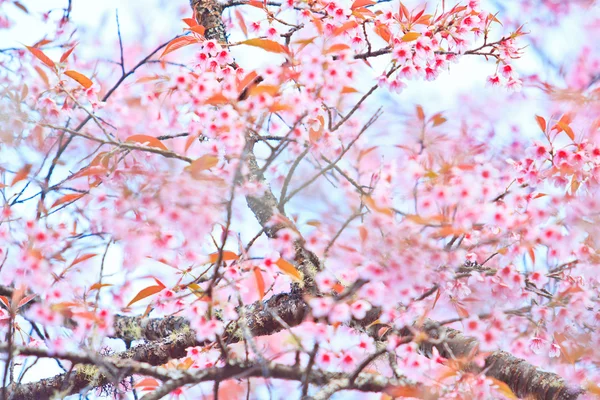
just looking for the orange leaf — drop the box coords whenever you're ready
[188,25,206,36]
[488,378,517,399]
[401,32,421,42]
[556,121,575,140]
[237,71,259,93]
[60,45,77,63]
[89,282,113,291]
[160,36,198,58]
[11,164,32,186]
[248,84,279,97]
[528,247,536,264]
[50,193,85,208]
[364,196,393,216]
[34,66,49,86]
[399,2,410,20]
[240,38,288,54]
[351,0,375,8]
[235,9,248,37]
[430,112,447,127]
[275,258,303,282]
[254,267,265,300]
[135,377,160,390]
[127,281,166,307]
[64,70,93,89]
[182,18,199,27]
[125,134,169,151]
[208,251,239,263]
[332,282,345,294]
[204,93,230,105]
[416,105,425,121]
[26,46,54,69]
[333,21,358,36]
[535,115,546,133]
[341,86,358,94]
[374,23,391,42]
[71,253,97,267]
[0,296,9,309]
[186,154,219,176]
[325,43,350,54]
[17,294,37,309]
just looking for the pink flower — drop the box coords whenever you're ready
[549,342,561,358]
[309,297,334,318]
[350,300,372,320]
[529,336,546,354]
[329,303,351,323]
[487,74,502,87]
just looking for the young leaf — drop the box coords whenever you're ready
[186,154,219,175]
[535,115,546,132]
[25,46,55,69]
[11,164,32,186]
[275,258,303,282]
[64,70,93,89]
[70,253,97,267]
[160,36,198,58]
[351,0,375,9]
[401,32,421,42]
[125,134,169,151]
[60,45,77,63]
[208,251,239,263]
[127,281,166,307]
[240,38,288,54]
[50,193,85,209]
[254,267,265,300]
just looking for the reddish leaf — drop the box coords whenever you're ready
[332,21,358,37]
[182,18,198,27]
[374,22,391,43]
[127,281,166,307]
[186,154,219,177]
[235,9,248,37]
[416,105,425,121]
[50,193,85,209]
[160,36,198,58]
[275,258,303,282]
[254,267,265,300]
[60,45,77,63]
[325,43,351,54]
[240,38,288,54]
[188,25,206,36]
[34,66,49,86]
[11,164,32,186]
[204,93,230,105]
[430,112,447,127]
[341,86,358,94]
[17,294,37,309]
[89,282,113,291]
[556,121,575,140]
[71,253,97,267]
[125,134,169,151]
[248,84,279,97]
[64,70,93,89]
[237,71,259,93]
[208,251,239,263]
[13,1,29,13]
[351,0,375,8]
[135,377,160,390]
[0,296,9,309]
[535,115,546,133]
[399,2,410,20]
[25,46,54,69]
